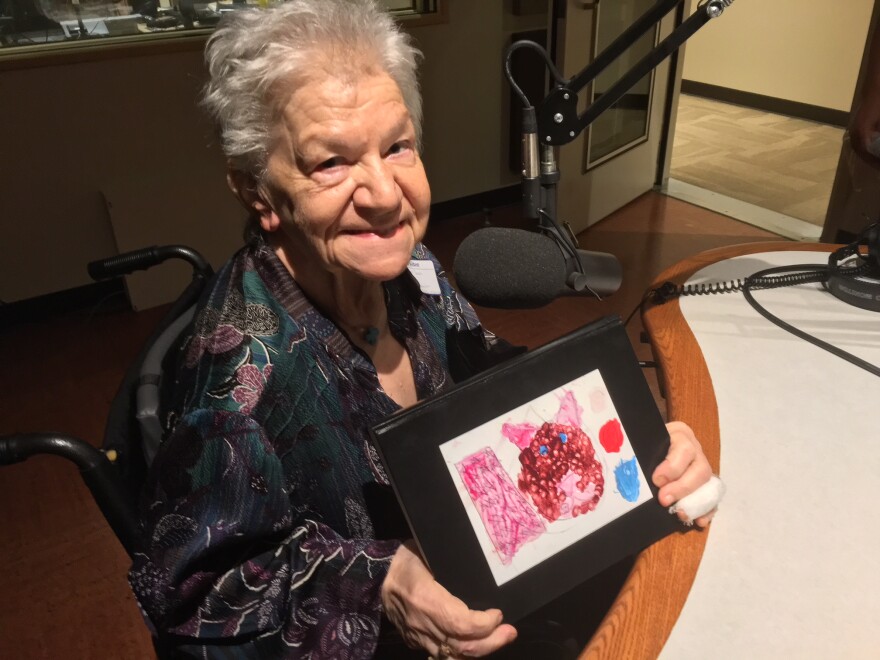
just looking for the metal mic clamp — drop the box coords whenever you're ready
[522,107,541,219]
[704,0,734,19]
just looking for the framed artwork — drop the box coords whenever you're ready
[371,316,681,622]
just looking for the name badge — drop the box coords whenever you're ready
[407,259,441,295]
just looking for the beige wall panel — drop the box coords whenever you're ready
[413,1,519,204]
[1,2,521,305]
[0,50,244,306]
[682,0,873,111]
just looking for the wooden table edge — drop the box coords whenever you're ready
[579,241,834,658]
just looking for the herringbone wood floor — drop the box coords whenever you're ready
[670,94,845,227]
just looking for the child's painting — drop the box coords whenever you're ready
[439,368,652,586]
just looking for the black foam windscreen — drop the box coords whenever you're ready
[452,227,566,309]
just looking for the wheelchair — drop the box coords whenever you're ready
[0,245,214,559]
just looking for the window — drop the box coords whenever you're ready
[0,0,440,60]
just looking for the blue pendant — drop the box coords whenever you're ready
[363,326,379,345]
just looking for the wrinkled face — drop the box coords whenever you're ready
[253,70,430,283]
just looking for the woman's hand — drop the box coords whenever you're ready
[382,541,517,658]
[652,421,716,528]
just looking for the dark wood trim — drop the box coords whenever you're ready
[681,80,850,128]
[0,32,209,71]
[0,2,447,71]
[430,185,521,222]
[0,279,128,331]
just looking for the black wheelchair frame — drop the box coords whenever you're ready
[0,245,213,558]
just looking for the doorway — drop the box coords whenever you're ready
[661,0,874,242]
[667,95,842,241]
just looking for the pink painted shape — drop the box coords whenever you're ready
[501,422,538,450]
[556,470,599,519]
[589,387,608,414]
[554,389,583,427]
[456,448,546,565]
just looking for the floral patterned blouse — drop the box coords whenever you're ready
[128,239,513,658]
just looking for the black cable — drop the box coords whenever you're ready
[649,263,879,379]
[504,40,566,108]
[741,265,880,378]
[624,290,653,327]
[537,209,581,267]
[658,266,830,298]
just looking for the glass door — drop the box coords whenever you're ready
[551,0,676,233]
[586,0,656,168]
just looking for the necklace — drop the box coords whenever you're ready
[338,321,381,347]
[335,300,386,348]
[362,326,380,346]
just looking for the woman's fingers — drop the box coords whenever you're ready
[658,457,712,507]
[653,421,712,508]
[382,542,517,656]
[430,596,516,656]
[652,422,698,485]
[442,622,518,658]
[692,509,717,528]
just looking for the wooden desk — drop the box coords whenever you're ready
[580,242,832,659]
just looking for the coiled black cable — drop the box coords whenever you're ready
[655,266,829,300]
[648,263,879,378]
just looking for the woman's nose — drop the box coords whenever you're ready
[352,159,402,213]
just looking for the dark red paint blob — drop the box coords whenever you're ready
[599,419,624,453]
[517,422,604,522]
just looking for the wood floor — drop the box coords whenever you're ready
[0,192,779,659]
[670,94,844,227]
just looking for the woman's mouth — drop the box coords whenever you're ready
[345,221,404,238]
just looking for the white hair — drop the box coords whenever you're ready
[202,0,423,180]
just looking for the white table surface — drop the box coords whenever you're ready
[659,251,880,660]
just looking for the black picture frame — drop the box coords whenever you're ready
[371,315,681,623]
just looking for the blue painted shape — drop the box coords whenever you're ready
[539,445,548,456]
[559,432,568,444]
[614,457,641,502]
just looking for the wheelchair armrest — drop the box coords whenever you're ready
[136,304,197,465]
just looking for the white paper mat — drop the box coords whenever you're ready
[658,251,880,660]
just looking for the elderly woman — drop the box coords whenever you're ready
[130,1,715,658]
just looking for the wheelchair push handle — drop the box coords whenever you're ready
[0,433,141,556]
[88,245,213,281]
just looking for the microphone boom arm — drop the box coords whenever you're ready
[538,0,733,147]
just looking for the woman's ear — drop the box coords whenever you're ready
[227,168,281,233]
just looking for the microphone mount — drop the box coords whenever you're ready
[505,0,734,300]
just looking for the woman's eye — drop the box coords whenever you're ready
[386,141,411,157]
[315,157,345,171]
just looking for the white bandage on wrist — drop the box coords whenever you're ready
[668,475,725,525]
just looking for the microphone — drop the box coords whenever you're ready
[453,227,622,309]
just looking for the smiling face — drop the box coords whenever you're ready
[247,68,430,285]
